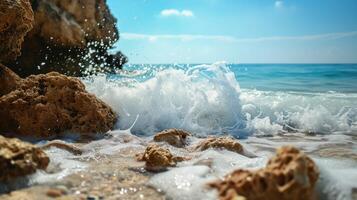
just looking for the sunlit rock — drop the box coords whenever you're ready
[137,144,177,172]
[153,129,191,148]
[0,0,34,62]
[209,146,319,200]
[0,66,117,137]
[194,136,243,154]
[0,135,49,182]
[5,0,127,76]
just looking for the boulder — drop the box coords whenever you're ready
[0,0,34,62]
[0,135,49,182]
[209,146,319,200]
[4,0,127,77]
[0,66,117,137]
[153,129,191,148]
[137,144,176,172]
[194,136,243,154]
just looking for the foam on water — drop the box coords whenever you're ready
[149,149,269,200]
[86,62,247,137]
[85,62,357,137]
[315,158,357,200]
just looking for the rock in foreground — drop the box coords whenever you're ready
[0,135,49,182]
[153,129,191,148]
[0,66,117,137]
[194,136,243,154]
[137,144,176,172]
[0,0,34,62]
[209,146,319,200]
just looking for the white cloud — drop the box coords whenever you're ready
[121,31,357,43]
[160,9,194,17]
[275,1,284,8]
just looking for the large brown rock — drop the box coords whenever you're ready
[0,135,49,182]
[0,0,34,62]
[209,146,319,200]
[0,66,117,137]
[5,0,127,77]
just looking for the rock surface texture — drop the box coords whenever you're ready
[153,129,191,148]
[0,135,49,182]
[209,146,319,200]
[0,0,34,62]
[0,66,117,137]
[194,137,243,154]
[137,144,176,172]
[5,0,127,77]
[0,64,21,96]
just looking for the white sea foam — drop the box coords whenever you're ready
[85,62,357,136]
[315,158,357,200]
[86,62,248,137]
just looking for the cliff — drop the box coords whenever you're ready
[4,0,127,77]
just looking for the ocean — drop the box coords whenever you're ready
[16,63,357,200]
[85,62,357,137]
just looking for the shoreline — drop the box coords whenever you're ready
[1,132,356,200]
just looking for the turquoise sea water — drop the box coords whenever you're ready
[121,63,357,93]
[231,64,357,93]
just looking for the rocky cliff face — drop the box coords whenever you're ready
[4,0,127,77]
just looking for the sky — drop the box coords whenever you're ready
[107,0,357,64]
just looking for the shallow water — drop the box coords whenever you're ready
[2,63,357,199]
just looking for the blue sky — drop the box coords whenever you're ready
[107,0,357,64]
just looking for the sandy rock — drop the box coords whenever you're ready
[153,129,191,148]
[0,135,49,182]
[194,136,243,154]
[209,146,319,200]
[137,144,176,172]
[5,0,127,76]
[0,64,21,96]
[0,0,34,62]
[0,68,117,137]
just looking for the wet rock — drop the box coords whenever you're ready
[41,140,82,155]
[0,67,117,137]
[5,0,127,77]
[0,0,34,62]
[137,144,176,172]
[209,146,319,200]
[153,129,191,148]
[0,135,49,182]
[194,136,243,154]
